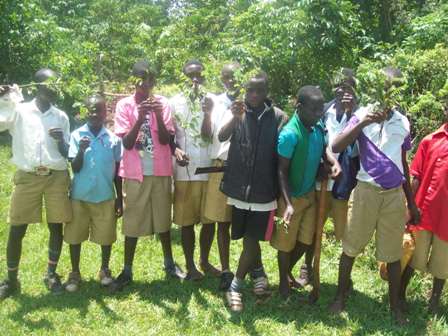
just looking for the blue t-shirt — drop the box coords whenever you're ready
[69,124,122,203]
[278,124,324,197]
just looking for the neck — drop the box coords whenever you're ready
[35,96,51,113]
[88,124,102,137]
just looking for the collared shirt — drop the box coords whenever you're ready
[278,114,325,198]
[114,94,174,182]
[69,124,122,203]
[209,93,233,160]
[0,95,69,172]
[170,93,212,181]
[345,105,411,189]
[410,124,448,241]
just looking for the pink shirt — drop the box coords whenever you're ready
[114,94,174,181]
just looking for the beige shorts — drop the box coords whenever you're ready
[271,191,316,252]
[343,181,407,263]
[9,170,72,225]
[173,181,212,226]
[410,230,448,279]
[203,160,231,223]
[64,199,117,245]
[122,176,172,237]
[318,191,348,241]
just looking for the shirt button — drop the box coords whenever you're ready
[437,158,441,162]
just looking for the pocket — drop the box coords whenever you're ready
[13,170,30,186]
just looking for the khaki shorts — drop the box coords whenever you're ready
[9,170,72,225]
[203,160,231,223]
[342,182,407,263]
[122,176,172,237]
[271,191,316,252]
[64,199,117,245]
[174,181,212,226]
[410,230,448,279]
[318,191,348,241]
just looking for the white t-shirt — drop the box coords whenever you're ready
[209,93,233,160]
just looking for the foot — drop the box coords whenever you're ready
[185,268,204,281]
[0,279,20,299]
[64,272,82,293]
[44,272,64,294]
[391,307,408,325]
[428,296,441,315]
[98,268,114,287]
[328,296,346,315]
[164,263,186,280]
[226,290,243,312]
[109,271,132,293]
[199,261,222,277]
[296,265,312,288]
[279,280,291,300]
[219,271,234,291]
[253,276,270,296]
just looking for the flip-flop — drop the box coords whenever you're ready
[226,290,243,312]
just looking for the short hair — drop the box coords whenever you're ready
[132,60,155,79]
[221,62,241,76]
[85,94,106,107]
[297,85,323,105]
[332,68,356,88]
[34,68,58,83]
[246,71,269,87]
[183,59,204,72]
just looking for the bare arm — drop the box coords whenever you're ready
[278,156,294,223]
[201,96,213,141]
[402,150,420,224]
[218,117,239,142]
[152,100,171,145]
[71,148,85,173]
[114,162,123,217]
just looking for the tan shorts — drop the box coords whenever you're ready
[64,199,117,245]
[317,191,348,241]
[343,182,407,263]
[122,176,172,237]
[203,160,231,223]
[410,230,448,279]
[9,170,72,225]
[174,181,212,226]
[271,191,316,252]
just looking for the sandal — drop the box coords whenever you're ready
[226,290,243,312]
[253,276,270,296]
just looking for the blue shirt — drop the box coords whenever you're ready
[278,123,325,197]
[69,124,122,203]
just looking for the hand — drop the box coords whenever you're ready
[148,97,164,117]
[175,148,190,167]
[341,92,355,114]
[330,162,342,180]
[49,127,64,142]
[407,204,421,225]
[231,101,245,120]
[316,162,331,181]
[282,204,294,226]
[79,136,91,152]
[137,100,151,124]
[361,107,386,126]
[201,96,213,115]
[115,198,123,218]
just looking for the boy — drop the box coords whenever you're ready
[271,85,341,299]
[111,60,183,292]
[170,60,219,280]
[328,67,420,324]
[0,69,71,298]
[220,72,287,311]
[63,94,122,292]
[400,99,448,314]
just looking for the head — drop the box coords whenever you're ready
[132,60,156,101]
[183,59,205,87]
[333,68,356,104]
[245,72,269,109]
[34,68,59,104]
[221,62,241,93]
[85,94,107,129]
[296,86,325,128]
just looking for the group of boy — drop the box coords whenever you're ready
[0,61,447,325]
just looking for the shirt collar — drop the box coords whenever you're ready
[80,123,108,139]
[31,98,54,116]
[435,123,448,137]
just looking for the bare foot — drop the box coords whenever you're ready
[200,261,222,277]
[328,297,346,315]
[279,281,291,300]
[185,268,204,281]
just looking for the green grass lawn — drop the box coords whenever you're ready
[0,143,447,335]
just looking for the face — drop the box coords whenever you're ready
[298,95,324,128]
[221,67,238,92]
[36,74,59,104]
[135,74,155,101]
[183,64,204,86]
[245,78,268,109]
[334,80,355,105]
[86,99,107,129]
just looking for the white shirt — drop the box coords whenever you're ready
[227,197,277,211]
[171,93,212,181]
[209,93,233,160]
[0,91,70,172]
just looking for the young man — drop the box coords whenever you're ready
[0,69,71,298]
[271,85,341,299]
[219,71,288,311]
[111,60,184,292]
[63,95,122,292]
[205,62,241,290]
[399,100,448,314]
[328,67,420,324]
[297,69,358,287]
[170,60,220,280]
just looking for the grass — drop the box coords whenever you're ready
[0,142,447,335]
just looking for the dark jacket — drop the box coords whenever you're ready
[221,100,287,203]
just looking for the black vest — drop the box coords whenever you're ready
[221,102,286,203]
